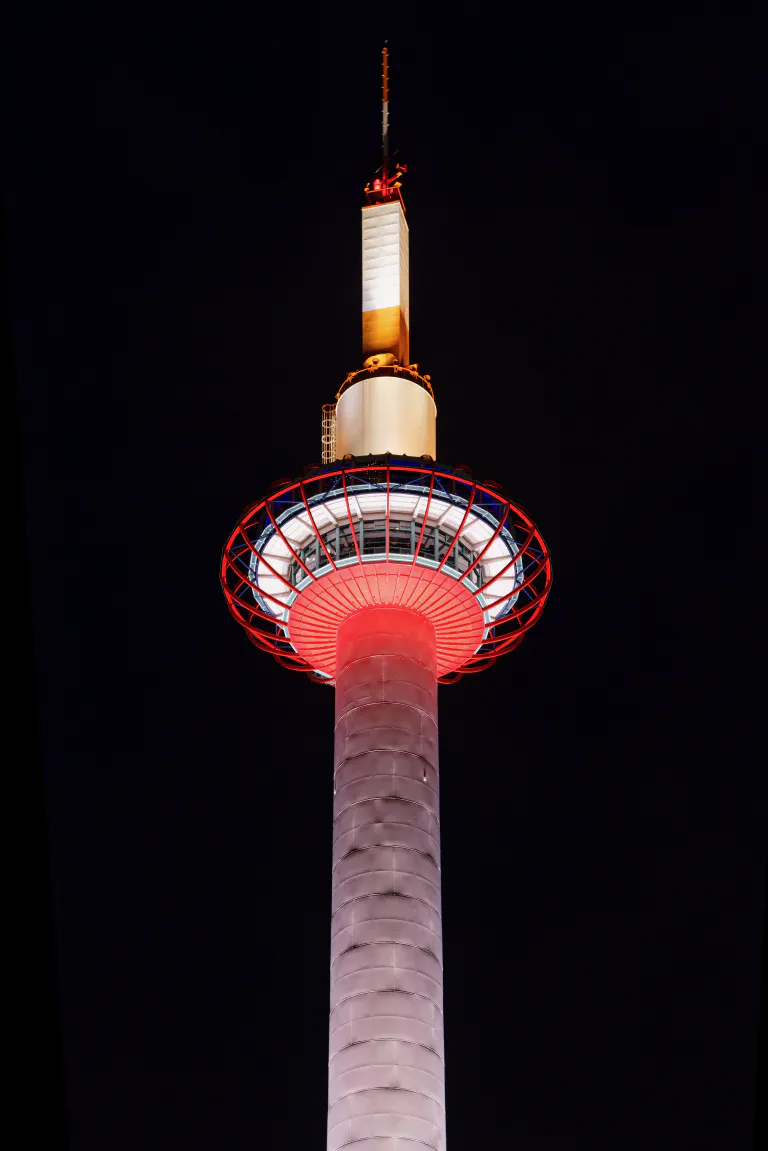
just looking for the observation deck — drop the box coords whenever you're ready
[221,457,551,685]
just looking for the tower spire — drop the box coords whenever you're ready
[382,44,389,168]
[365,44,406,206]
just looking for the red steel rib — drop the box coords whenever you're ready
[436,481,477,575]
[411,466,436,564]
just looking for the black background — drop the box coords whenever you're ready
[6,8,762,1150]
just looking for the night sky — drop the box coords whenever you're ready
[7,11,762,1150]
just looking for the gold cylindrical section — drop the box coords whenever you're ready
[335,374,436,459]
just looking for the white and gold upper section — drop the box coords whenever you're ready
[325,195,437,461]
[361,201,410,365]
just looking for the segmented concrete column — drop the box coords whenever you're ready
[328,606,446,1151]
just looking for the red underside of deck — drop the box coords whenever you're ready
[288,561,486,681]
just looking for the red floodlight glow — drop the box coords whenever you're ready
[289,561,485,680]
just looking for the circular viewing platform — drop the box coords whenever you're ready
[221,457,551,684]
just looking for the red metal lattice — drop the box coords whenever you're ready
[220,459,552,684]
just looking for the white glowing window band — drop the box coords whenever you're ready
[361,202,409,321]
[248,486,524,625]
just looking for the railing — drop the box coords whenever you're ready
[321,404,336,464]
[288,518,483,588]
[335,364,434,402]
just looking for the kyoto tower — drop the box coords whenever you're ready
[221,48,552,1151]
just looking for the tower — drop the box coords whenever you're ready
[221,47,552,1151]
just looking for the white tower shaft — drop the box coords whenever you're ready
[328,607,446,1151]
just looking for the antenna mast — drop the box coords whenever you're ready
[364,46,406,206]
[381,45,390,180]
